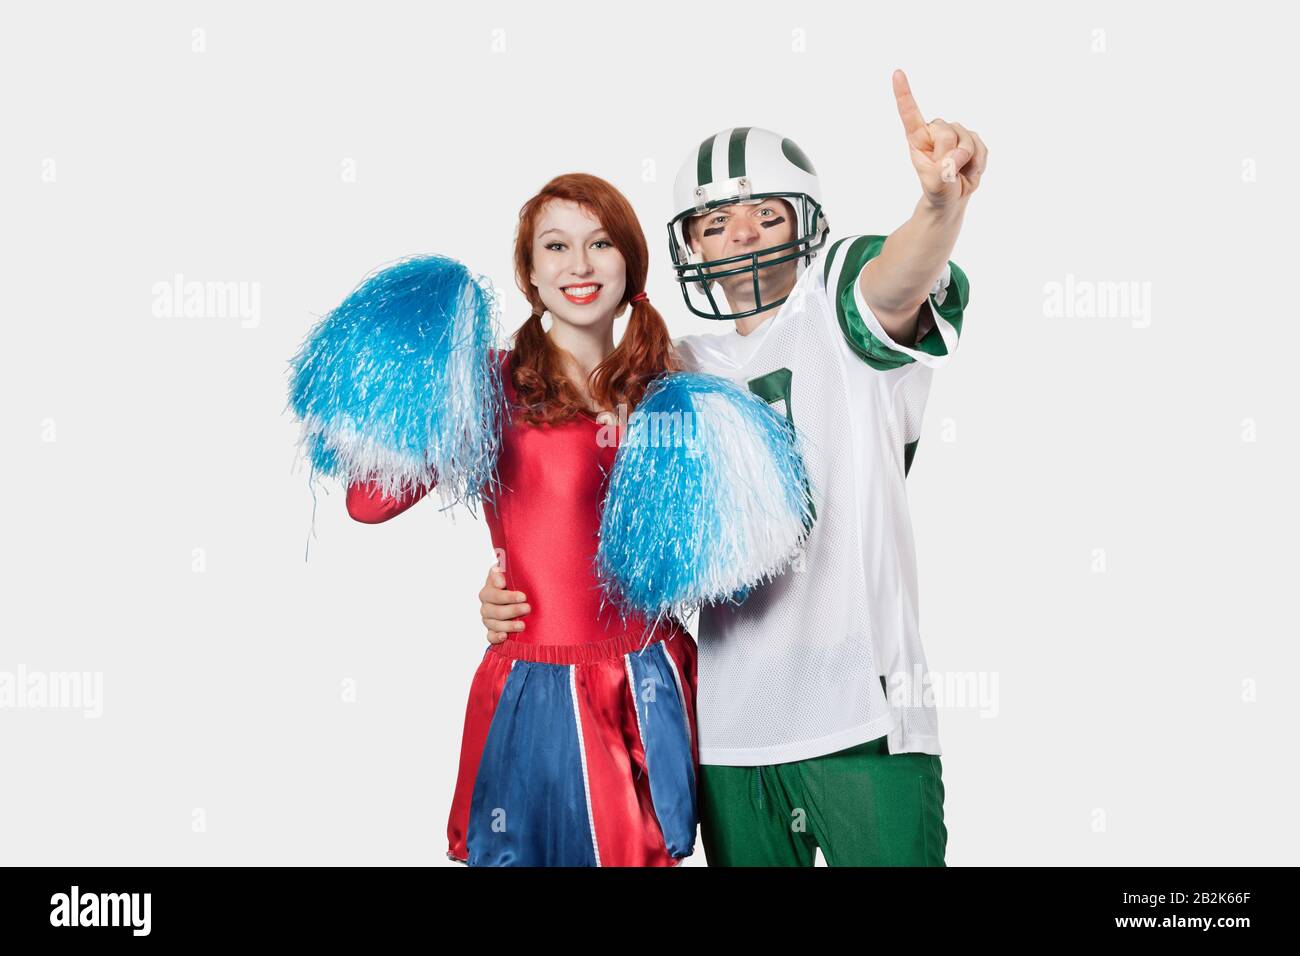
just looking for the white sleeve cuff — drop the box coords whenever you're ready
[930,262,952,305]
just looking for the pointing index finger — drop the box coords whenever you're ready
[892,69,930,145]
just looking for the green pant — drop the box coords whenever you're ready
[698,713,947,867]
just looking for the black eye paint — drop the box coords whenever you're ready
[760,216,787,230]
[702,226,725,237]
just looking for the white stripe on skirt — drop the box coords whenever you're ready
[567,665,601,866]
[657,642,693,751]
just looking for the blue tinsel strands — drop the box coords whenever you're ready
[286,254,505,511]
[595,371,815,623]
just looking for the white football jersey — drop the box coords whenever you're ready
[673,234,968,765]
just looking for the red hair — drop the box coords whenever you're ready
[511,173,679,425]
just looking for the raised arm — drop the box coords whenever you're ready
[345,479,430,524]
[858,69,986,344]
[287,257,506,529]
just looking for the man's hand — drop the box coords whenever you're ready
[855,69,985,343]
[478,565,530,645]
[893,68,987,211]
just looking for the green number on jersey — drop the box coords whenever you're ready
[747,368,816,522]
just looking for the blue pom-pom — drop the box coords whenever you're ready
[286,254,505,509]
[595,371,814,622]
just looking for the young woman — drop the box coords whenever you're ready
[344,174,698,867]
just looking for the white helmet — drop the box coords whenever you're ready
[669,127,829,320]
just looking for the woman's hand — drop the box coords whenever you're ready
[479,565,530,644]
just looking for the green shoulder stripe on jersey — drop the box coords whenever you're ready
[829,234,969,371]
[822,236,854,285]
[832,235,900,371]
[728,127,752,179]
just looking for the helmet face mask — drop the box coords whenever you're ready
[669,128,830,321]
[668,191,827,321]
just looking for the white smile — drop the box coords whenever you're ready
[563,284,600,296]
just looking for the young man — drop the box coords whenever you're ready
[479,70,986,866]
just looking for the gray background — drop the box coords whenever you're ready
[2,0,1295,866]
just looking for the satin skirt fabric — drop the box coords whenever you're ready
[446,629,699,867]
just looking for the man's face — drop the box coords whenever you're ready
[685,197,798,304]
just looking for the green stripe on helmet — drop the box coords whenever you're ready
[696,135,716,186]
[727,127,752,179]
[781,137,816,174]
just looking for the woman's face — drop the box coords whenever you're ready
[529,199,627,330]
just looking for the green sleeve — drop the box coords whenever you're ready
[822,234,969,371]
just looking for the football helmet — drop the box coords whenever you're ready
[668,127,829,320]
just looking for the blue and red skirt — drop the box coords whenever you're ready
[446,627,699,866]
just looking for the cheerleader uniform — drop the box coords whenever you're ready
[346,350,699,867]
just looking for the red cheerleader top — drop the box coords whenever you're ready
[345,349,665,648]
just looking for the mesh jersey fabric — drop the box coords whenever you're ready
[673,235,968,764]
